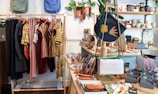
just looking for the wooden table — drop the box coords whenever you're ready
[66,57,158,94]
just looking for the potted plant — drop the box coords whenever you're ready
[65,0,96,21]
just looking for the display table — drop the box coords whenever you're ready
[81,45,141,70]
[66,57,158,94]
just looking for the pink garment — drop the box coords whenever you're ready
[149,58,156,70]
[143,58,150,70]
[29,18,38,78]
[143,57,156,70]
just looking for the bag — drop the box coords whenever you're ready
[94,12,126,42]
[10,0,28,13]
[44,0,61,13]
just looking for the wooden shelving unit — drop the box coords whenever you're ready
[126,28,158,30]
[118,11,157,15]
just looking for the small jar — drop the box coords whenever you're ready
[140,6,145,12]
[145,5,150,12]
[139,2,144,7]
[127,5,132,11]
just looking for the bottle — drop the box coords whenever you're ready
[100,42,107,57]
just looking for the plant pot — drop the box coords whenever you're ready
[75,7,82,18]
[84,6,91,16]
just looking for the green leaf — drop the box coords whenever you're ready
[65,7,73,11]
[90,2,96,6]
[111,12,124,20]
[111,7,116,12]
[118,15,124,19]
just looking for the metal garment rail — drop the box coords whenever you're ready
[0,13,67,94]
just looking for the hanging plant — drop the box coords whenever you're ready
[65,0,96,11]
[65,0,96,21]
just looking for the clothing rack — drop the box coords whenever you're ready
[0,14,73,18]
[0,13,67,94]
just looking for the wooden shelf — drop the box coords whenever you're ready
[118,11,156,15]
[80,45,141,57]
[126,28,158,30]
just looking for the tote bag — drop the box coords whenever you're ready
[94,12,126,42]
[10,0,28,13]
[44,0,61,13]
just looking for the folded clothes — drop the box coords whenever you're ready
[140,75,154,89]
[140,71,154,78]
[126,71,139,78]
[125,69,141,83]
[85,84,104,91]
[153,72,158,82]
[125,76,138,83]
[129,69,141,77]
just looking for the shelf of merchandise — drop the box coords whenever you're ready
[118,11,157,15]
[126,28,158,30]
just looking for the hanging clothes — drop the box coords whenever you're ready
[5,16,65,79]
[14,21,28,73]
[37,19,49,58]
[36,31,47,74]
[54,19,64,78]
[36,19,48,74]
[46,19,56,72]
[21,23,29,60]
[5,19,29,79]
[29,18,38,78]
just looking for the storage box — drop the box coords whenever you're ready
[97,59,124,75]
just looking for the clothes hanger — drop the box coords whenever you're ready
[16,17,27,24]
